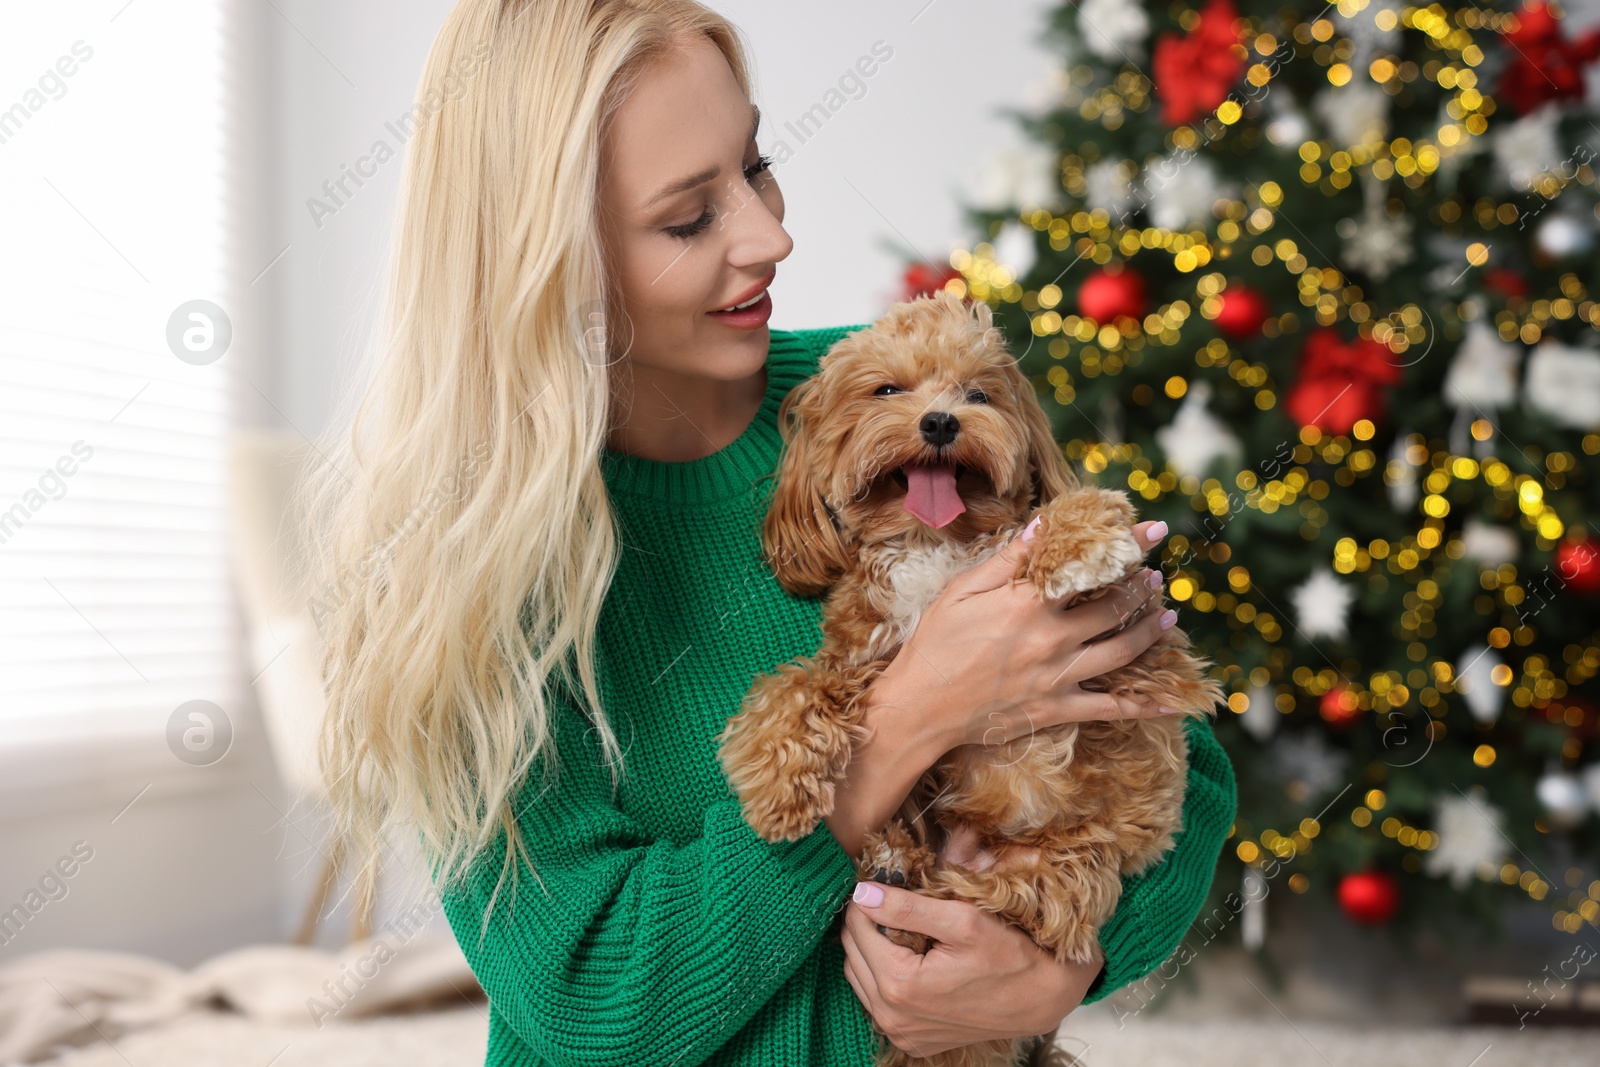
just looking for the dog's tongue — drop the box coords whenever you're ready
[902,464,965,528]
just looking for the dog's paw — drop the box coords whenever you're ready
[1025,489,1144,602]
[857,825,936,952]
[865,835,912,889]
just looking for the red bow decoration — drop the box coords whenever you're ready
[1284,329,1403,434]
[1152,0,1246,126]
[1496,2,1600,116]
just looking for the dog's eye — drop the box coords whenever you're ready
[873,384,904,397]
[966,390,989,404]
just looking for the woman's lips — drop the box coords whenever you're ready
[706,288,772,329]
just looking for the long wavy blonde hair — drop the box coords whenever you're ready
[300,0,755,916]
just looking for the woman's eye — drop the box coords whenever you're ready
[664,156,774,241]
[873,384,903,397]
[966,390,989,404]
[744,153,773,182]
[666,205,715,240]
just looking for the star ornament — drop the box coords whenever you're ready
[1290,566,1356,642]
[1424,789,1509,889]
[1338,198,1415,282]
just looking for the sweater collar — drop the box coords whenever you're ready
[599,330,815,505]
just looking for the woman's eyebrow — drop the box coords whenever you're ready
[643,103,761,209]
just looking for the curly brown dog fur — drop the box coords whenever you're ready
[716,290,1223,1067]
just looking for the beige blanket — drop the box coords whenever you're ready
[0,934,480,1064]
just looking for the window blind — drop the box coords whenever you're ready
[0,1,242,749]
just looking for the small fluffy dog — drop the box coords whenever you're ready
[717,290,1221,1067]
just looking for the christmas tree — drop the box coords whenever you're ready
[929,0,1600,942]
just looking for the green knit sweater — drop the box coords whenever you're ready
[438,326,1238,1067]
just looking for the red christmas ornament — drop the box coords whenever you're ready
[1078,266,1147,322]
[900,262,962,303]
[1338,869,1401,925]
[1554,537,1600,595]
[1496,2,1600,117]
[1483,267,1530,300]
[1152,0,1246,126]
[1213,285,1270,339]
[1319,685,1362,729]
[1284,329,1403,435]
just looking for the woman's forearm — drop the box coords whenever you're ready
[825,685,941,858]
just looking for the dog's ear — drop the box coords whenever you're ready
[761,378,851,597]
[1018,373,1078,508]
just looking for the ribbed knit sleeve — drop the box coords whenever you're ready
[437,684,863,1067]
[1079,712,1237,1005]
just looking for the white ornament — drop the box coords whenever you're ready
[1338,205,1413,282]
[1386,434,1418,510]
[1337,174,1412,283]
[1155,380,1241,480]
[972,143,1062,213]
[1455,645,1505,724]
[1336,0,1403,64]
[1424,788,1508,889]
[1264,89,1311,149]
[1443,320,1521,411]
[1494,104,1563,193]
[1078,0,1151,62]
[1084,159,1136,220]
[1266,112,1310,148]
[1524,341,1600,430]
[1460,520,1520,566]
[1270,731,1345,796]
[1240,682,1279,742]
[1537,769,1590,829]
[1315,82,1389,147]
[1583,763,1600,814]
[1149,155,1231,231]
[1533,214,1596,260]
[991,220,1037,278]
[1290,567,1355,642]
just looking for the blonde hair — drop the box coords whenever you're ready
[300,0,756,918]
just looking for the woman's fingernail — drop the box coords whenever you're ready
[853,882,885,907]
[1022,516,1042,543]
[1147,521,1168,543]
[1159,705,1181,714]
[1147,569,1163,590]
[1159,609,1178,630]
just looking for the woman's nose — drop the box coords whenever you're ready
[726,189,792,266]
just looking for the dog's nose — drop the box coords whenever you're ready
[919,411,960,447]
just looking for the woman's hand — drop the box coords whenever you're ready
[864,520,1177,763]
[838,882,1102,1057]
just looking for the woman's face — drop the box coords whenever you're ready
[596,36,792,387]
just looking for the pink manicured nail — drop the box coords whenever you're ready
[1147,569,1163,590]
[1147,521,1168,543]
[853,882,884,907]
[1159,609,1177,630]
[1022,516,1042,543]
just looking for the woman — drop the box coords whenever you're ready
[306,2,1237,1065]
